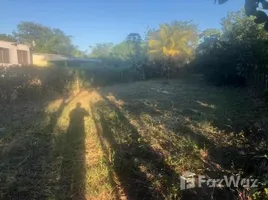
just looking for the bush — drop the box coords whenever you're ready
[0,66,76,103]
[192,41,248,86]
[80,66,141,87]
[0,65,143,104]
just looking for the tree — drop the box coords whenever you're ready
[201,29,221,40]
[126,33,142,63]
[148,22,198,61]
[90,43,114,58]
[72,46,87,58]
[197,29,222,54]
[126,33,147,74]
[110,41,133,60]
[221,10,268,77]
[217,0,268,31]
[13,22,79,56]
[147,21,198,79]
[0,34,16,42]
[221,10,267,41]
[194,9,268,86]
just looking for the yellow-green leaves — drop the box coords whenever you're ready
[147,22,197,61]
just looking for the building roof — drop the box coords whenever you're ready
[33,53,102,63]
[0,40,30,50]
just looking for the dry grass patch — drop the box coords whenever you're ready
[1,79,267,200]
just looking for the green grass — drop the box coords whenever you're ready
[0,78,267,200]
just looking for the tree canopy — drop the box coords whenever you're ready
[218,0,268,30]
[90,42,114,58]
[0,34,16,42]
[147,21,198,63]
[13,22,79,55]
[0,22,85,57]
[192,9,268,86]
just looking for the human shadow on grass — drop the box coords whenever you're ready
[93,96,180,200]
[58,102,88,200]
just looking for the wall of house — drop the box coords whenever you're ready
[0,40,31,66]
[33,53,70,67]
[32,54,48,67]
[32,53,102,67]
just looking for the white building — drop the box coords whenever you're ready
[0,40,31,66]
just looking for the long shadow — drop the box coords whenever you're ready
[97,92,241,199]
[0,97,70,199]
[128,97,249,172]
[117,88,255,168]
[58,102,88,200]
[90,103,120,200]
[93,95,180,200]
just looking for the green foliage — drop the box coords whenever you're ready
[194,9,268,87]
[89,41,133,70]
[221,10,267,41]
[218,0,268,31]
[0,34,16,42]
[110,41,133,60]
[0,64,142,104]
[194,41,247,86]
[147,21,198,79]
[148,21,198,60]
[90,42,114,58]
[252,188,268,200]
[126,33,143,64]
[89,35,147,80]
[88,21,199,81]
[201,28,222,40]
[197,28,222,53]
[0,66,74,103]
[12,22,84,56]
[82,67,141,86]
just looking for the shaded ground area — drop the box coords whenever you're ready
[0,79,267,199]
[0,92,114,200]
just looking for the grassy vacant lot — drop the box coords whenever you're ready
[0,78,267,200]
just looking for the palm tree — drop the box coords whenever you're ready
[148,23,198,79]
[148,24,196,60]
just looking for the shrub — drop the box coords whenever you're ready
[0,66,76,103]
[0,65,142,104]
[192,41,248,86]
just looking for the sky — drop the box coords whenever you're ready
[1,0,245,51]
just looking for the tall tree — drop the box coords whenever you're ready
[126,33,143,66]
[13,22,79,56]
[148,21,198,62]
[147,21,198,79]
